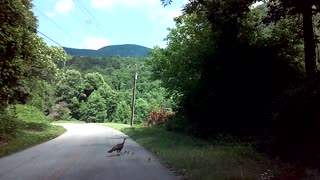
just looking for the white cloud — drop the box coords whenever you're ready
[91,0,184,25]
[168,10,182,19]
[183,0,189,4]
[46,12,55,18]
[91,0,113,11]
[147,5,182,27]
[83,37,110,50]
[54,0,74,15]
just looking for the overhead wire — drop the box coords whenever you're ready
[72,0,110,39]
[33,6,78,46]
[33,2,110,49]
[36,29,100,71]
[37,30,64,47]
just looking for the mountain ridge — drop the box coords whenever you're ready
[63,44,152,58]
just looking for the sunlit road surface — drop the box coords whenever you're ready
[0,123,179,180]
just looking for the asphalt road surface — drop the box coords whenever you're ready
[0,123,179,180]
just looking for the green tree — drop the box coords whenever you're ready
[113,101,131,124]
[96,84,117,121]
[27,80,55,112]
[0,0,63,110]
[0,0,68,138]
[153,0,303,137]
[111,69,132,91]
[0,0,36,108]
[163,0,319,79]
[26,45,67,112]
[80,92,107,123]
[48,46,67,69]
[55,69,83,103]
[135,98,150,123]
[48,102,71,120]
[61,54,172,125]
[55,69,84,119]
[265,0,320,79]
[83,72,106,97]
[149,12,212,101]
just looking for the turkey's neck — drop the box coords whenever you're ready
[122,139,126,144]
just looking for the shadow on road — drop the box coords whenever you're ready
[106,154,121,157]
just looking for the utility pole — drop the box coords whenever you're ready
[130,64,137,127]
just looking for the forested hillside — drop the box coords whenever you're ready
[50,55,170,124]
[63,44,151,58]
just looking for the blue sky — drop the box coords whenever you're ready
[32,0,187,49]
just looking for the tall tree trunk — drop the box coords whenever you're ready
[303,2,317,80]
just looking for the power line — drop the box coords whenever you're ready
[34,7,76,43]
[73,0,108,36]
[72,0,110,38]
[37,30,64,47]
[36,30,92,65]
[34,2,110,49]
[74,0,97,21]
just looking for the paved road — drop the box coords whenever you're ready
[0,123,179,180]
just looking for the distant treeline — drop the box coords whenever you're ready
[63,44,151,58]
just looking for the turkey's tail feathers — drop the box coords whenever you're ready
[108,149,113,153]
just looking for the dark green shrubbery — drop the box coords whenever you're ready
[259,78,320,165]
[0,108,22,141]
[47,102,71,121]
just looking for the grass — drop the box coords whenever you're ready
[0,125,66,158]
[102,122,131,129]
[103,123,278,180]
[0,105,66,158]
[52,120,85,124]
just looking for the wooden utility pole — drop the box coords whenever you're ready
[130,64,137,127]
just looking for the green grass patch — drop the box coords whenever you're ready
[52,120,85,124]
[102,122,131,130]
[0,105,66,158]
[15,104,50,130]
[0,125,66,158]
[15,104,49,123]
[103,123,278,180]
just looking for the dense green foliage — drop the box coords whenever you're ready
[51,55,171,124]
[150,3,304,136]
[0,0,66,140]
[265,0,320,79]
[154,0,320,167]
[63,44,151,58]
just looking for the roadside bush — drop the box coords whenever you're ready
[0,110,21,141]
[145,107,175,126]
[163,114,186,131]
[15,104,51,130]
[112,101,130,124]
[48,102,71,120]
[23,121,49,131]
[261,78,320,166]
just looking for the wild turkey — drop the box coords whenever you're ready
[108,138,127,154]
